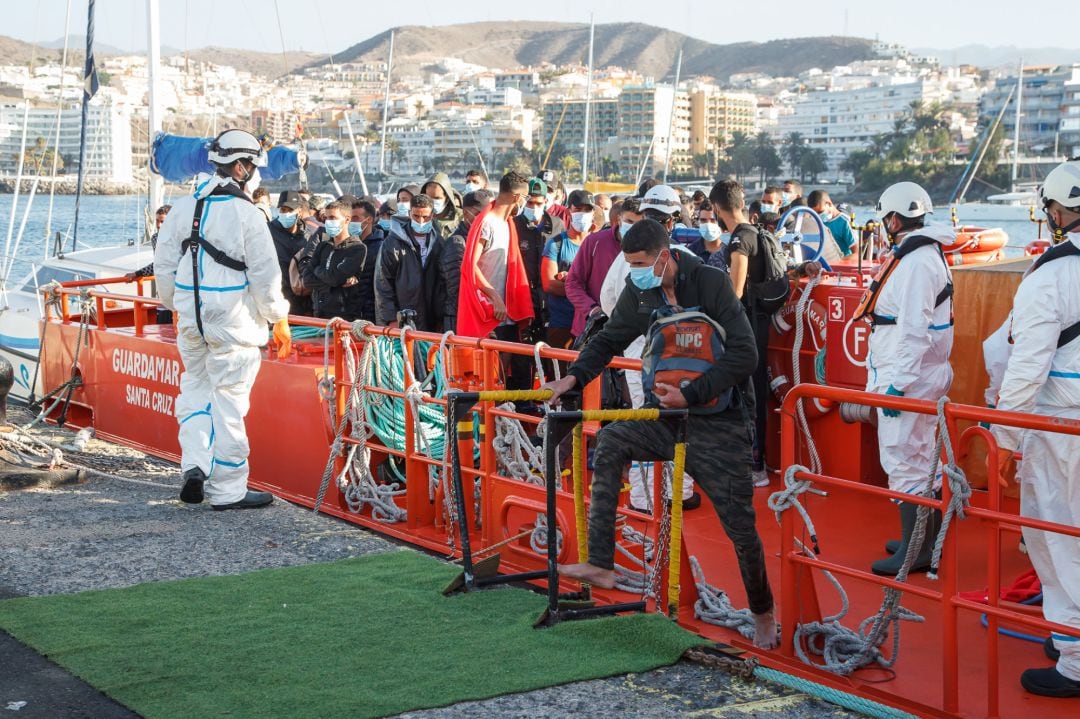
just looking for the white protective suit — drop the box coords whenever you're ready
[992,235,1080,681]
[154,175,290,505]
[865,224,956,495]
[599,249,695,506]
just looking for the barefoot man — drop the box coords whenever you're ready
[543,218,778,648]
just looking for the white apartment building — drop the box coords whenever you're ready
[775,79,946,176]
[616,84,691,178]
[0,100,133,182]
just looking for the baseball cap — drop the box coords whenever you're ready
[278,190,302,209]
[537,169,559,187]
[567,189,595,210]
[528,178,548,197]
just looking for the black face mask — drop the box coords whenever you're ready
[1048,208,1080,238]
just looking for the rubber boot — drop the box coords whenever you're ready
[872,502,941,576]
[884,491,942,554]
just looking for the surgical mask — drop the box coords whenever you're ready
[619,221,635,240]
[465,182,481,193]
[699,222,723,242]
[629,254,667,291]
[571,211,592,234]
[523,206,544,223]
[760,202,778,214]
[433,198,447,214]
[277,211,297,229]
[411,219,432,235]
[781,192,793,206]
[348,220,366,237]
[324,219,343,239]
[377,218,393,231]
[396,202,410,217]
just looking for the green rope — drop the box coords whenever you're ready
[288,325,330,340]
[363,335,449,459]
[754,666,917,719]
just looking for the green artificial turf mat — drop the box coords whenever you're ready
[0,549,702,719]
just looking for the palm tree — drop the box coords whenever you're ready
[802,148,828,183]
[782,132,806,178]
[559,154,581,178]
[753,132,781,186]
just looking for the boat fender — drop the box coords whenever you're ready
[1025,240,1050,256]
[767,296,831,419]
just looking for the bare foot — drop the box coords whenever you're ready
[559,562,616,589]
[753,609,779,650]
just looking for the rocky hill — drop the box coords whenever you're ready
[316,22,877,81]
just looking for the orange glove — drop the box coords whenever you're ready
[995,448,1016,488]
[272,319,292,359]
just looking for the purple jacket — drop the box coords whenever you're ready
[565,226,622,336]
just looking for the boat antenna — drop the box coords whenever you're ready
[71,0,100,253]
[1010,58,1024,194]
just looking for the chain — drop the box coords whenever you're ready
[682,647,759,680]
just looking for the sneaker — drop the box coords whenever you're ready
[179,468,205,504]
[1020,666,1080,698]
[752,469,769,487]
[211,491,274,511]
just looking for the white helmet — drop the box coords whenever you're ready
[207,129,268,168]
[875,181,933,219]
[639,184,683,215]
[1038,161,1080,209]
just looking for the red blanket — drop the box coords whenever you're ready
[455,206,535,338]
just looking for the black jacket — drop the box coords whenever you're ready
[268,218,312,315]
[514,211,566,322]
[442,222,469,332]
[354,228,385,323]
[302,235,369,321]
[567,250,757,411]
[374,218,447,331]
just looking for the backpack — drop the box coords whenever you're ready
[749,225,791,314]
[289,246,311,297]
[572,310,631,410]
[641,306,732,414]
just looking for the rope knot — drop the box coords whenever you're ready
[768,464,821,554]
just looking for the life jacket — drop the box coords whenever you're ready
[641,305,731,415]
[1009,240,1080,348]
[181,182,250,337]
[852,234,953,327]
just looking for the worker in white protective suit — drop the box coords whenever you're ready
[154,129,292,510]
[863,181,956,576]
[993,161,1080,698]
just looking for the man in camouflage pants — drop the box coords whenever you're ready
[545,218,777,649]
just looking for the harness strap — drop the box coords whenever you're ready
[1011,240,1080,347]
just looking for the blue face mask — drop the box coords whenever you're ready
[619,221,635,240]
[324,219,343,239]
[523,205,544,223]
[377,218,393,231]
[411,219,432,235]
[277,211,297,229]
[348,221,366,237]
[760,202,778,214]
[781,192,793,206]
[433,198,447,214]
[464,182,481,194]
[396,202,410,217]
[699,222,724,242]
[571,211,592,234]
[629,254,667,290]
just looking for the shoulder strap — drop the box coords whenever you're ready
[1031,239,1080,273]
[180,195,248,272]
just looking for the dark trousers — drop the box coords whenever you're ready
[494,324,534,391]
[586,412,774,615]
[749,310,771,471]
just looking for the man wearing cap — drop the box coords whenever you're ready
[268,189,312,315]
[542,189,596,352]
[515,178,565,342]
[538,170,572,226]
[544,218,778,649]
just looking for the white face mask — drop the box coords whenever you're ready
[571,211,592,234]
[433,198,447,214]
[619,221,635,240]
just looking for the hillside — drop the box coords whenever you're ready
[317,22,877,81]
[180,47,320,79]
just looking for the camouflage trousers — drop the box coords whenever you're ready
[587,411,774,615]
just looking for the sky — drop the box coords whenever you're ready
[6,0,1079,55]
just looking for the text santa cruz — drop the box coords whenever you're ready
[111,348,180,417]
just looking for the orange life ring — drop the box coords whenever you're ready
[767,293,832,419]
[1025,240,1051,256]
[940,226,1008,254]
[943,249,1002,266]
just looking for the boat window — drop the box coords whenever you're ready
[21,266,91,293]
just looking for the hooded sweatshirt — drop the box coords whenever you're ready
[421,172,463,239]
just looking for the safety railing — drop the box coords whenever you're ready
[779,384,1080,718]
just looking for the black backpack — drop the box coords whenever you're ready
[749,225,791,314]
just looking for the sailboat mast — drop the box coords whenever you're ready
[71,0,100,252]
[43,0,72,258]
[378,30,395,192]
[147,0,164,221]
[662,48,683,183]
[581,16,594,187]
[1011,58,1023,192]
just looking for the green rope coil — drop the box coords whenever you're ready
[754,666,917,719]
